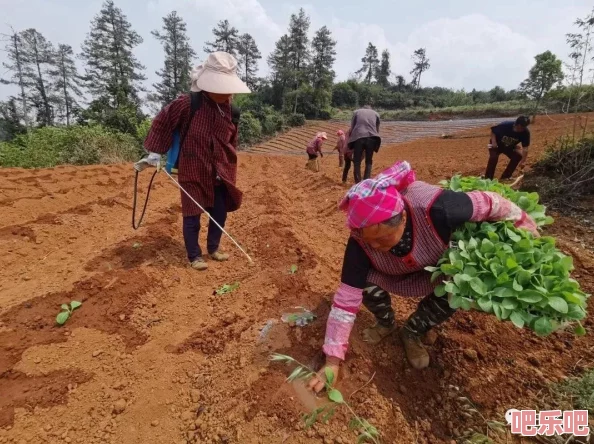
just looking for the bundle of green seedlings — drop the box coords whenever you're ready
[426,176,589,337]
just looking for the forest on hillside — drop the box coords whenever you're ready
[1,2,594,167]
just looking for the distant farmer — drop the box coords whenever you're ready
[305,132,327,172]
[136,52,250,271]
[485,116,531,180]
[348,105,381,183]
[334,129,348,168]
[307,161,539,393]
[335,129,354,184]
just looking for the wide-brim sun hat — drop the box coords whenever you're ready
[191,52,251,94]
[317,132,328,140]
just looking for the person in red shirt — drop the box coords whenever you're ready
[137,52,251,271]
[305,132,327,172]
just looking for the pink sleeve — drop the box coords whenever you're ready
[322,283,363,360]
[467,191,539,236]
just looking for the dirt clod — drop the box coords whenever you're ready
[463,349,478,361]
[112,399,126,415]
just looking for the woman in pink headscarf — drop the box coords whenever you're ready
[308,161,539,393]
[305,132,328,172]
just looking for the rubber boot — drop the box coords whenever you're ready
[400,293,456,369]
[399,328,430,369]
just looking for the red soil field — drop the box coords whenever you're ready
[0,113,593,444]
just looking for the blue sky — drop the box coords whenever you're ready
[1,0,593,102]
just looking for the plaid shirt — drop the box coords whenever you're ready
[145,93,242,217]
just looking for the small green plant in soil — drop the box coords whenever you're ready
[215,282,240,296]
[56,301,82,325]
[289,264,298,274]
[271,353,380,443]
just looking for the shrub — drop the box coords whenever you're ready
[0,125,140,168]
[136,118,152,144]
[287,113,306,127]
[238,111,262,146]
[261,110,286,136]
[317,109,332,120]
[532,133,594,200]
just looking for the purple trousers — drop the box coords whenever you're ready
[182,185,227,262]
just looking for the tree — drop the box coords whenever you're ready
[489,86,507,102]
[376,50,391,87]
[49,44,84,126]
[410,48,430,89]
[520,51,564,119]
[80,0,146,133]
[1,28,30,128]
[357,43,379,84]
[268,34,292,108]
[309,26,337,114]
[237,33,261,89]
[566,8,594,88]
[394,74,407,91]
[151,11,195,106]
[287,8,311,111]
[204,19,239,57]
[20,29,56,126]
[565,8,594,111]
[0,98,26,141]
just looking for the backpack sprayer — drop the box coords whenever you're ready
[132,93,253,264]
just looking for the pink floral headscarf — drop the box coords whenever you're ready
[339,161,416,229]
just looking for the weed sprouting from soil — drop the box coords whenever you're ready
[271,353,380,443]
[56,301,82,325]
[214,282,240,296]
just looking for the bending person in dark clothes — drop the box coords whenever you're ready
[485,116,531,180]
[306,161,539,393]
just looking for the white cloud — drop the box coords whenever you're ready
[326,14,537,90]
[403,14,538,90]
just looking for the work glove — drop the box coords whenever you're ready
[134,152,161,172]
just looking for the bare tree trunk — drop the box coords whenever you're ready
[10,31,30,129]
[31,33,52,126]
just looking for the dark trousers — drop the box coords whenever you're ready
[308,153,318,160]
[182,185,227,262]
[485,145,522,180]
[362,284,456,334]
[352,137,380,183]
[342,156,352,182]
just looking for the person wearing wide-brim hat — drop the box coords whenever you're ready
[140,52,251,271]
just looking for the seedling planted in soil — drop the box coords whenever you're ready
[215,282,240,296]
[271,353,380,443]
[289,264,298,274]
[56,301,82,325]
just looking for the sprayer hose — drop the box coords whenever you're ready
[132,169,158,230]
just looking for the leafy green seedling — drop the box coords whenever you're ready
[271,353,380,443]
[56,301,82,326]
[289,264,298,274]
[215,282,240,296]
[432,175,590,337]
